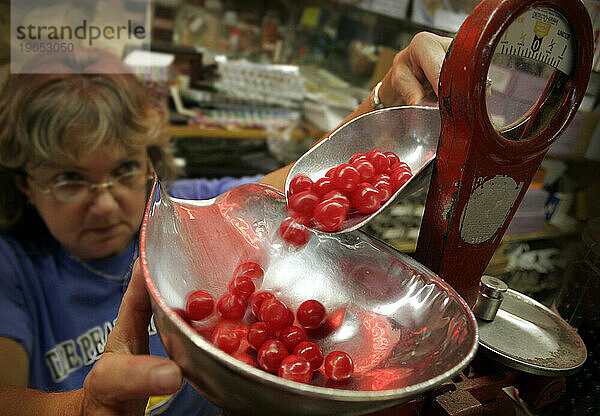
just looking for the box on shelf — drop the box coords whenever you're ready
[506,188,550,235]
[506,211,547,235]
[517,188,550,213]
[411,0,480,32]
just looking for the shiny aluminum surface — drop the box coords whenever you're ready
[472,276,508,321]
[286,106,440,233]
[140,178,478,416]
[478,289,587,376]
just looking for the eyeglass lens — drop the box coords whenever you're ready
[51,171,149,202]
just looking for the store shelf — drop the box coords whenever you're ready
[167,123,326,141]
[167,125,269,140]
[545,154,600,166]
[501,222,581,243]
[388,222,581,254]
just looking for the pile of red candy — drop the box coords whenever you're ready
[179,261,354,384]
[279,149,412,245]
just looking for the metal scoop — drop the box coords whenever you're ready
[285,106,441,233]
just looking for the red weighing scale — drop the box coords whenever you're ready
[376,0,593,414]
[415,0,593,305]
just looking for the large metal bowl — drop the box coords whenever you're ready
[140,177,478,415]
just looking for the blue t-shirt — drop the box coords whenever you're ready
[0,175,262,415]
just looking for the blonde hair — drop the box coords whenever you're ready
[0,49,177,233]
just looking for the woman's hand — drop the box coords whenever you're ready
[82,260,183,416]
[379,32,453,106]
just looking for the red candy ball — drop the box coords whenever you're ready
[366,149,390,174]
[278,325,307,352]
[247,321,276,351]
[384,151,400,167]
[324,351,354,382]
[322,190,351,213]
[296,299,326,330]
[313,177,336,197]
[278,355,313,384]
[390,169,412,191]
[228,275,255,299]
[332,164,360,192]
[287,190,320,217]
[313,199,347,232]
[352,159,376,182]
[259,298,291,330]
[278,216,311,247]
[288,174,314,196]
[250,291,275,317]
[216,292,247,321]
[257,339,289,373]
[351,183,382,214]
[372,177,393,203]
[185,290,214,321]
[293,341,324,370]
[234,261,264,280]
[211,326,240,354]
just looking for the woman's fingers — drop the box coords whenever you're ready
[81,260,184,415]
[105,260,152,355]
[380,32,453,106]
[83,353,183,415]
[85,353,182,400]
[408,32,453,98]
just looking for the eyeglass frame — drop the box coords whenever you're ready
[26,162,155,203]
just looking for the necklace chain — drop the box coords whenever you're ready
[70,245,139,292]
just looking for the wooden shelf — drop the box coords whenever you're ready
[166,123,326,142]
[167,125,269,140]
[500,222,581,243]
[545,154,600,165]
[388,222,580,254]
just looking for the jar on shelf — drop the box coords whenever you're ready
[261,10,280,60]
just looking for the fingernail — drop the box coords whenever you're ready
[152,363,182,391]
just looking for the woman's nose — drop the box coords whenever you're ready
[87,186,120,214]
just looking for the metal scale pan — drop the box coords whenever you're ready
[140,127,477,416]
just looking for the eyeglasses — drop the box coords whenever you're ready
[28,167,154,203]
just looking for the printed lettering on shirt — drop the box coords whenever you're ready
[44,340,83,383]
[104,320,114,339]
[149,315,157,335]
[77,326,105,365]
[44,348,64,383]
[45,317,159,383]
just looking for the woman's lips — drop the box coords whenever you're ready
[87,223,121,235]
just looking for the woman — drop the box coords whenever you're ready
[0,32,451,415]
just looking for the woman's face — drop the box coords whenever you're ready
[21,144,149,260]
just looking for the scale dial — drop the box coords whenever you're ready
[498,7,574,75]
[486,6,580,138]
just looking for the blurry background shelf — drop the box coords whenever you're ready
[167,123,326,141]
[388,222,581,254]
[167,124,270,140]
